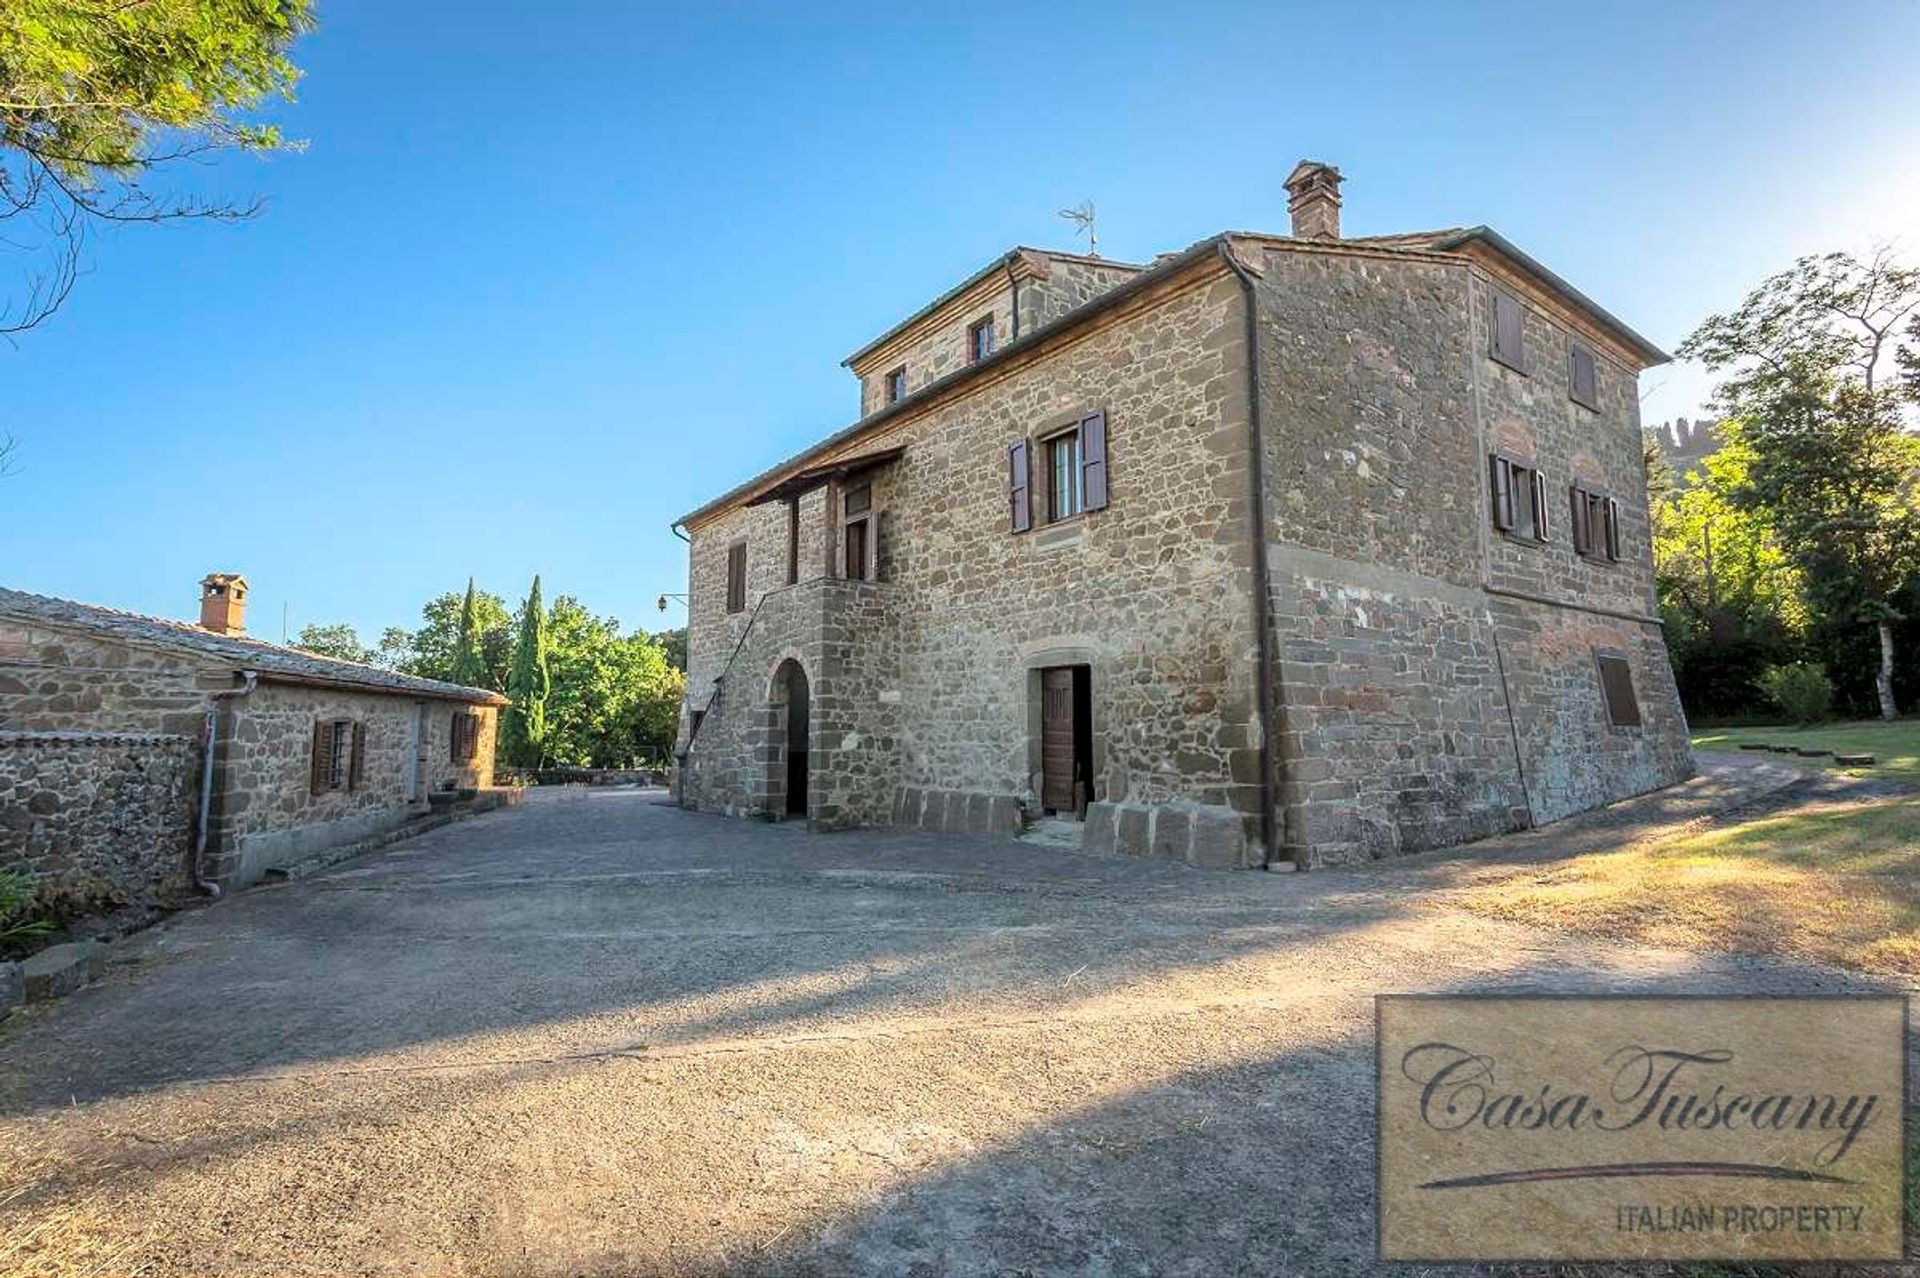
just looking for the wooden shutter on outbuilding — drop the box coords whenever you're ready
[1009,440,1031,532]
[310,719,333,795]
[1079,411,1109,512]
[449,711,464,763]
[1489,455,1514,531]
[348,721,366,791]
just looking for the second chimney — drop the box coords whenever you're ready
[1285,160,1343,240]
[199,572,249,636]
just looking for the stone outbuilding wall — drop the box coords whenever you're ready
[0,731,199,916]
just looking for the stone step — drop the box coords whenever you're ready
[1834,754,1877,767]
[21,940,105,1002]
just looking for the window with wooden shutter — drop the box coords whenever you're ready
[1079,410,1109,512]
[1604,496,1622,562]
[885,366,907,404]
[1491,290,1527,373]
[450,711,478,764]
[1009,439,1031,532]
[1595,651,1642,727]
[310,719,333,795]
[968,315,995,364]
[348,721,366,791]
[1044,429,1081,522]
[1489,455,1515,531]
[1569,341,1599,410]
[725,542,747,614]
[1570,485,1594,556]
[1570,486,1621,563]
[1491,453,1549,541]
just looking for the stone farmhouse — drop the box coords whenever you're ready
[673,161,1693,870]
[0,575,504,912]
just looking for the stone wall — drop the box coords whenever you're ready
[856,279,1016,417]
[205,683,496,888]
[1248,243,1691,865]
[679,576,900,830]
[686,266,1264,849]
[0,619,221,737]
[1017,255,1144,332]
[0,731,199,915]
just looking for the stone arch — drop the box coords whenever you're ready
[766,656,812,820]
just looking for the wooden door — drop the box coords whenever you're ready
[1041,667,1075,813]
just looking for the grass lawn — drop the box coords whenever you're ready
[1456,795,1920,975]
[1692,718,1920,782]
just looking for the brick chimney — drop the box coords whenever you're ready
[1285,160,1343,240]
[199,572,249,635]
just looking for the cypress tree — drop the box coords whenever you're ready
[505,576,551,767]
[450,578,487,688]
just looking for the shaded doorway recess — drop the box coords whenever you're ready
[772,659,810,818]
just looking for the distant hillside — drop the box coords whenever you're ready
[1645,416,1720,484]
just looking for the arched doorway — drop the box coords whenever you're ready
[770,658,810,818]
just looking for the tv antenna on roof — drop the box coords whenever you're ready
[1058,200,1097,257]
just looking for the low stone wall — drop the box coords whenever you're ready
[1084,800,1255,870]
[0,730,199,915]
[893,787,1023,837]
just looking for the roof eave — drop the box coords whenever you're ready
[682,235,1231,529]
[1434,226,1672,366]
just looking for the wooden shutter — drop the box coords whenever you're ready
[449,711,462,763]
[1530,469,1550,541]
[1604,497,1622,562]
[726,543,746,613]
[310,719,333,795]
[1489,455,1514,531]
[1569,343,1598,408]
[1596,653,1642,726]
[1009,440,1031,532]
[1492,291,1526,371]
[1570,487,1592,556]
[1079,411,1109,512]
[348,721,366,791]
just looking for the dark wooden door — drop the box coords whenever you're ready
[1041,667,1075,813]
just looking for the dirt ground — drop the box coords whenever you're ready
[0,757,1903,1277]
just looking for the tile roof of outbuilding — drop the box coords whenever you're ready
[0,587,510,705]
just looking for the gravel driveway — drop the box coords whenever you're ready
[0,758,1895,1276]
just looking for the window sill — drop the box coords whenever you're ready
[1496,530,1550,550]
[1032,519,1090,553]
[1490,353,1529,377]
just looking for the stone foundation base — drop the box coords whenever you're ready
[1084,801,1256,870]
[893,787,1024,837]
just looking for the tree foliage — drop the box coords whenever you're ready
[0,0,316,332]
[503,575,551,767]
[375,581,682,768]
[1677,249,1920,719]
[292,621,372,665]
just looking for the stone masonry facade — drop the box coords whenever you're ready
[0,731,198,917]
[676,165,1693,870]
[1,588,503,899]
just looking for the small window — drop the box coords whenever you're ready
[785,501,800,585]
[1491,289,1527,373]
[726,542,747,614]
[968,315,996,364]
[1570,485,1622,562]
[885,366,907,404]
[450,711,480,764]
[1045,429,1082,523]
[1595,652,1641,727]
[1489,453,1550,543]
[311,718,361,794]
[1568,341,1599,410]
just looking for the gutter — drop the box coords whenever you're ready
[1217,239,1292,870]
[193,669,258,897]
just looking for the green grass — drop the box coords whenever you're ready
[1692,718,1920,782]
[1458,796,1920,974]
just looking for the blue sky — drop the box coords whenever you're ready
[5,0,1917,645]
